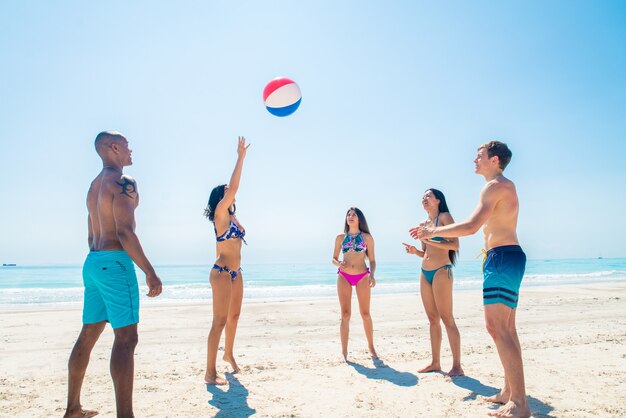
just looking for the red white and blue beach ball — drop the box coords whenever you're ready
[263,77,301,117]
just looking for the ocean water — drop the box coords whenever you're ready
[0,258,625,306]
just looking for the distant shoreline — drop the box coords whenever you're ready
[1,281,624,313]
[3,257,626,267]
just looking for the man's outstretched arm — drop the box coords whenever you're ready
[411,183,500,240]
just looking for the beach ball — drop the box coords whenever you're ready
[263,77,301,117]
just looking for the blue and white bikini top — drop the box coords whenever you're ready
[215,220,247,245]
[342,232,367,253]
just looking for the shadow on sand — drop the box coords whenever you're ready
[452,375,555,417]
[206,372,256,417]
[347,358,418,387]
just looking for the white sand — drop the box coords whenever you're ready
[1,282,625,417]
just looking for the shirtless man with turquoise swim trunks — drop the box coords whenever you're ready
[410,141,530,418]
[64,131,162,418]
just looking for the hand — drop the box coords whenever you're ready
[338,260,347,269]
[409,221,427,240]
[417,224,435,240]
[410,221,435,240]
[402,242,418,255]
[237,136,250,158]
[146,272,163,297]
[369,276,376,288]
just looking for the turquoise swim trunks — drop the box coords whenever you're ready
[483,245,526,309]
[82,250,139,328]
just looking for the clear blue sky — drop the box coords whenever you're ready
[1,1,625,265]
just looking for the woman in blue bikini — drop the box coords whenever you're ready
[403,189,463,376]
[204,136,250,385]
[332,207,378,361]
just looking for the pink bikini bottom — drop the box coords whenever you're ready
[338,268,370,286]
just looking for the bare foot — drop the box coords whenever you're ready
[369,348,379,359]
[484,390,510,404]
[204,373,229,385]
[342,352,348,362]
[64,408,99,418]
[223,353,241,373]
[447,365,465,377]
[418,363,441,373]
[488,400,530,418]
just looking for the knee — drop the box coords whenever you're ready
[425,313,441,325]
[212,316,228,329]
[115,330,138,349]
[359,310,371,321]
[76,333,97,349]
[78,325,103,345]
[440,315,457,329]
[484,319,496,337]
[228,312,241,323]
[341,310,351,322]
[485,318,506,339]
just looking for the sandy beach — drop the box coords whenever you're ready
[1,282,625,417]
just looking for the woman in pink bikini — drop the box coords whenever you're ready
[332,207,378,361]
[403,188,463,376]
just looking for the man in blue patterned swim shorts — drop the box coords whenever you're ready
[64,131,163,418]
[411,141,530,418]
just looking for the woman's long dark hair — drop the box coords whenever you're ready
[204,184,235,222]
[428,188,457,265]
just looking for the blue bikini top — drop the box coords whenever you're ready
[430,215,444,242]
[215,220,247,245]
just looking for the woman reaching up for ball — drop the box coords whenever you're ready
[403,188,463,377]
[332,207,378,361]
[204,136,250,385]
